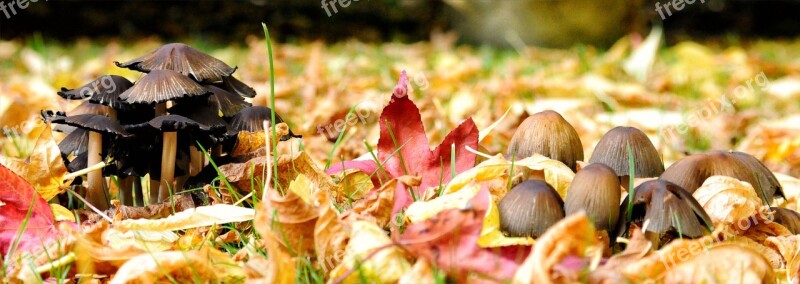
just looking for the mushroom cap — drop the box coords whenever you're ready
[215,75,256,98]
[207,85,252,117]
[115,43,236,82]
[564,163,621,231]
[660,151,765,198]
[120,70,209,104]
[626,179,713,239]
[58,75,134,109]
[170,85,250,118]
[52,114,131,137]
[58,128,89,156]
[589,126,664,178]
[498,179,565,238]
[507,110,584,171]
[145,114,208,132]
[730,151,783,202]
[229,106,300,141]
[771,207,800,234]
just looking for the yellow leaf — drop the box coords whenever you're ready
[115,204,255,231]
[330,221,410,283]
[49,204,75,222]
[0,123,71,201]
[515,154,575,199]
[231,122,289,157]
[405,182,482,223]
[332,169,373,204]
[289,174,313,204]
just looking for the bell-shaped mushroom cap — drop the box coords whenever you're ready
[771,207,800,234]
[167,101,229,139]
[589,126,664,178]
[115,43,236,82]
[57,75,133,109]
[564,163,621,231]
[215,75,256,98]
[660,151,765,198]
[52,114,131,137]
[730,151,783,202]
[507,110,584,171]
[498,179,565,238]
[625,179,713,239]
[229,106,301,141]
[58,128,89,156]
[120,70,209,104]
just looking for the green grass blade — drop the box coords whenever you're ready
[626,142,636,222]
[261,23,280,195]
[325,103,361,171]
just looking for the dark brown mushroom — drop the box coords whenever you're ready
[168,100,230,176]
[58,75,133,110]
[507,110,584,171]
[498,180,565,238]
[660,151,769,201]
[589,126,664,189]
[564,163,621,232]
[138,115,209,202]
[771,207,800,234]
[205,85,251,117]
[622,179,713,248]
[119,69,209,115]
[730,151,783,203]
[115,43,236,83]
[215,75,256,98]
[52,114,131,210]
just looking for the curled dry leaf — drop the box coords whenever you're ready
[513,154,575,199]
[442,154,509,198]
[256,182,319,256]
[231,122,290,157]
[660,243,775,283]
[0,124,71,201]
[590,227,653,283]
[513,212,601,284]
[776,172,800,211]
[621,228,727,280]
[693,175,766,227]
[401,188,530,283]
[115,204,255,232]
[109,247,245,284]
[221,151,337,195]
[313,190,349,274]
[342,178,396,229]
[330,221,410,283]
[330,169,373,205]
[764,235,800,280]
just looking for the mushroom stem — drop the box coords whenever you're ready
[86,131,108,210]
[189,145,203,176]
[133,176,144,207]
[119,176,134,206]
[158,131,177,202]
[155,103,167,116]
[149,179,159,205]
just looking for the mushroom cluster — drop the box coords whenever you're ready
[42,43,299,210]
[499,110,796,249]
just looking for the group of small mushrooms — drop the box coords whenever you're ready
[499,110,788,248]
[42,43,298,211]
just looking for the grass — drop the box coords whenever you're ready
[324,103,361,171]
[262,23,280,196]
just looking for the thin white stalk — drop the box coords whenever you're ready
[262,120,272,201]
[66,187,113,223]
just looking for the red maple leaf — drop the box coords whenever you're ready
[328,71,478,213]
[398,188,531,282]
[0,163,60,257]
